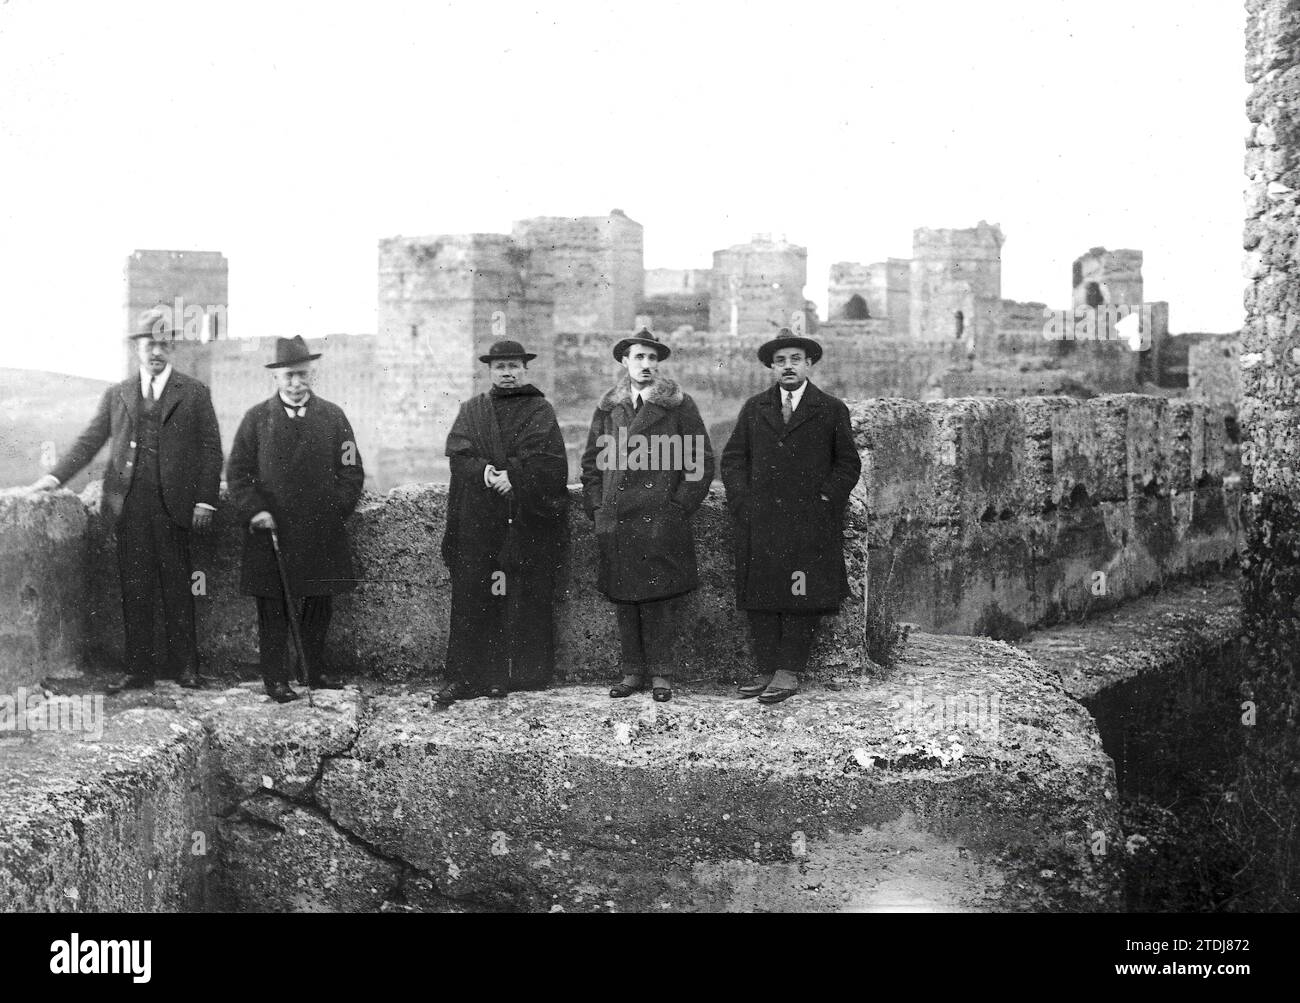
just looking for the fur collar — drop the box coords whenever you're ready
[597,376,684,412]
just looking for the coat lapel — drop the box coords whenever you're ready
[160,374,184,424]
[117,380,138,431]
[757,385,784,436]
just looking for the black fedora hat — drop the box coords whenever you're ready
[758,328,822,368]
[479,339,537,363]
[265,335,322,369]
[127,307,175,342]
[612,328,671,362]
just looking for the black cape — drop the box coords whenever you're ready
[442,384,568,688]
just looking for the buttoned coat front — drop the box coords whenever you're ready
[720,380,861,611]
[226,395,366,598]
[580,376,714,603]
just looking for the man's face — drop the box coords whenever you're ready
[274,364,313,403]
[134,337,172,376]
[489,358,527,389]
[621,344,660,387]
[772,349,813,390]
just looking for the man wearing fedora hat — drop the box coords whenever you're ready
[580,329,713,703]
[436,339,569,707]
[226,336,366,703]
[721,328,861,704]
[24,308,223,689]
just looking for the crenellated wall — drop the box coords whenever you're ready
[0,394,1240,690]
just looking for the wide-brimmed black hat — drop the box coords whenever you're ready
[127,308,175,342]
[479,339,537,363]
[758,328,822,367]
[265,335,322,369]
[612,328,671,362]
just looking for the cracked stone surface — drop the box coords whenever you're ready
[1016,572,1241,702]
[0,631,1124,912]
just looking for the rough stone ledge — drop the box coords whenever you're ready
[0,631,1121,912]
[1015,571,1242,702]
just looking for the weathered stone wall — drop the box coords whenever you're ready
[860,395,1241,638]
[0,493,88,691]
[1189,336,1243,410]
[41,393,1238,683]
[910,222,1003,344]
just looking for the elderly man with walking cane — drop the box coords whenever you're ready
[227,336,366,703]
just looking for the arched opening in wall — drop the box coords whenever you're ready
[1085,282,1104,308]
[841,294,870,320]
[953,310,964,339]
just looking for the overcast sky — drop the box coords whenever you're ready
[0,0,1248,381]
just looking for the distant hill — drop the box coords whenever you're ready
[0,368,114,491]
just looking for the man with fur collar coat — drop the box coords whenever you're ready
[580,330,714,703]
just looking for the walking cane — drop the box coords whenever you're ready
[269,528,313,707]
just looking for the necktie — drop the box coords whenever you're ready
[634,393,642,413]
[782,391,793,425]
[147,377,156,403]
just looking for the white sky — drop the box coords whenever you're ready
[0,0,1248,381]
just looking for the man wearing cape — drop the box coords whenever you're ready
[437,339,569,706]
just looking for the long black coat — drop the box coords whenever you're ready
[226,395,366,598]
[50,369,222,527]
[580,376,714,603]
[442,384,569,687]
[721,381,861,611]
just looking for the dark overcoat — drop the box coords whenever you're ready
[50,369,222,526]
[441,384,569,687]
[226,395,366,598]
[720,381,861,611]
[580,376,714,603]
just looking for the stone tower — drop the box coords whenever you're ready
[123,249,228,373]
[909,222,1003,344]
[511,210,643,333]
[709,235,808,336]
[1071,247,1144,309]
[376,234,554,486]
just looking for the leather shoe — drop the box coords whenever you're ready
[652,686,672,703]
[434,680,475,707]
[265,681,300,703]
[485,684,508,699]
[609,680,643,699]
[758,685,799,705]
[738,675,773,699]
[121,673,155,691]
[177,668,203,689]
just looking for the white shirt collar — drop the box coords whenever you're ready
[279,390,311,417]
[631,382,652,405]
[782,380,809,411]
[140,363,173,398]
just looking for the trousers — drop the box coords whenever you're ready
[615,596,682,679]
[256,595,333,684]
[746,611,821,678]
[116,475,199,678]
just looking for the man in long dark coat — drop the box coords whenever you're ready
[436,339,569,707]
[25,309,222,689]
[721,329,861,705]
[580,330,714,703]
[227,336,365,703]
